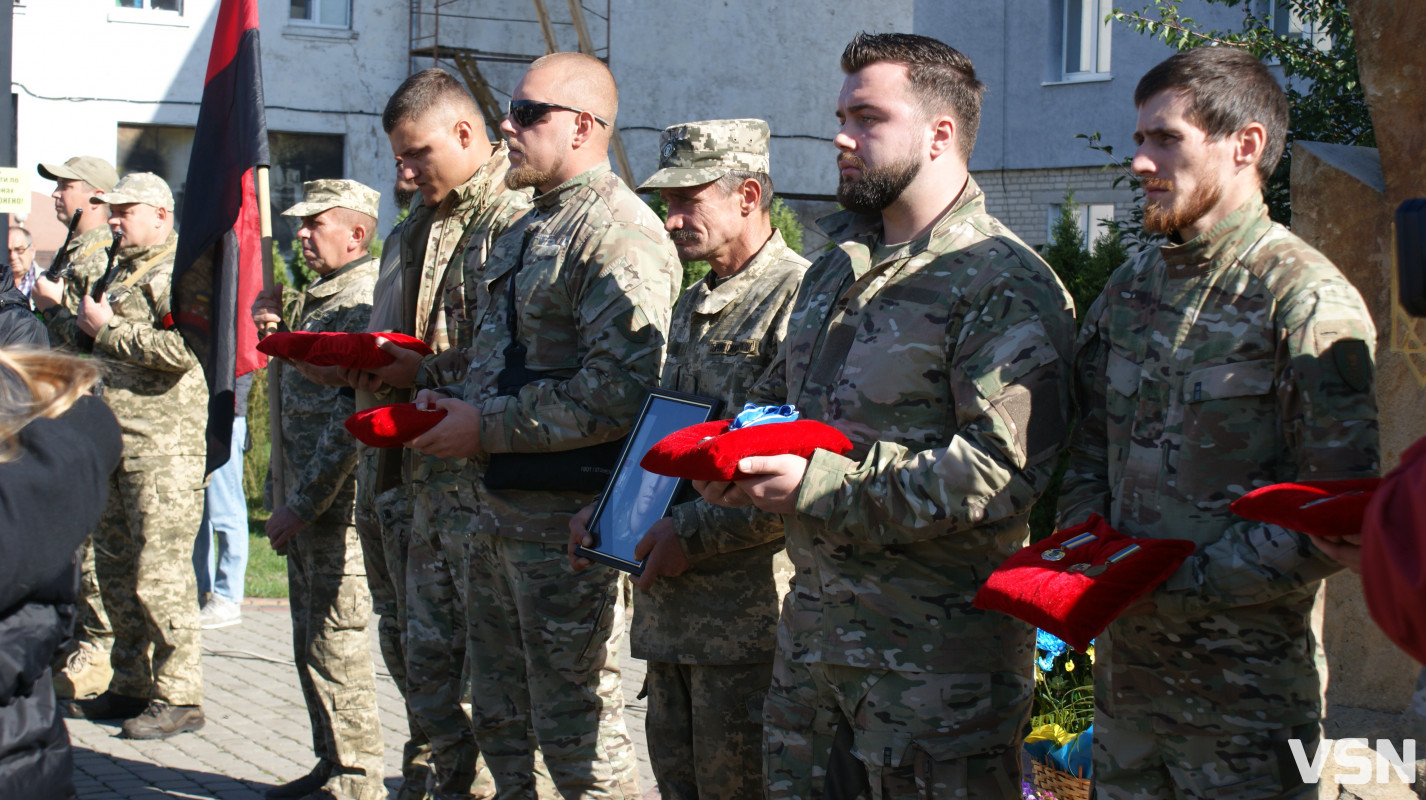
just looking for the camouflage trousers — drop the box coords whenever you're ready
[1094,710,1321,800]
[643,660,770,800]
[763,649,1030,800]
[75,534,114,654]
[466,535,638,799]
[96,455,205,705]
[409,487,486,799]
[286,520,386,800]
[356,484,431,791]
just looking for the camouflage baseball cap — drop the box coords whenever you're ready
[100,172,174,211]
[636,118,771,192]
[282,179,380,220]
[37,156,119,193]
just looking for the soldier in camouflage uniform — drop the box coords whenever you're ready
[36,173,210,740]
[1057,48,1379,800]
[350,68,530,800]
[569,118,807,800]
[696,34,1076,798]
[32,154,119,701]
[252,180,387,800]
[407,51,680,799]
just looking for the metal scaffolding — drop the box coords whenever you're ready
[408,0,633,182]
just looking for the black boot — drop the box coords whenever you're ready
[62,690,148,721]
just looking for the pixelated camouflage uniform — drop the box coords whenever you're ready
[1057,195,1379,800]
[637,227,807,800]
[45,223,117,662]
[452,161,680,799]
[271,252,386,800]
[46,229,210,706]
[747,177,1076,799]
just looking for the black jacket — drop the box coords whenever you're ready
[0,395,121,799]
[0,268,45,348]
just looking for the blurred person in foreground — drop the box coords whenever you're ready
[0,347,122,799]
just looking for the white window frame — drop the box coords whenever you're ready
[109,0,185,26]
[113,0,183,14]
[1047,202,1117,249]
[1267,1,1331,50]
[1060,0,1113,80]
[289,0,351,30]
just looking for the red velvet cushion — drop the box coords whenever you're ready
[1229,478,1381,539]
[344,403,447,448]
[638,419,854,482]
[1361,436,1426,665]
[972,515,1196,652]
[257,331,432,370]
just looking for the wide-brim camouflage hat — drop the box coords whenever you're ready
[38,156,119,193]
[283,179,380,220]
[101,172,174,211]
[637,118,771,192]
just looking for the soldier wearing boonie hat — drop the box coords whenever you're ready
[281,179,380,220]
[636,118,771,192]
[98,172,175,211]
[38,155,120,193]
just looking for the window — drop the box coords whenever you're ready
[290,0,350,28]
[1268,1,1331,50]
[115,0,182,11]
[117,124,344,258]
[1047,203,1117,249]
[1056,0,1112,80]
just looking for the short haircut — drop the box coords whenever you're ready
[382,68,480,134]
[326,207,378,249]
[527,51,619,124]
[841,32,986,162]
[714,170,774,212]
[1135,47,1289,182]
[9,228,32,247]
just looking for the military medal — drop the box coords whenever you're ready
[1042,530,1098,562]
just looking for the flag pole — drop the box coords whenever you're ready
[256,164,286,532]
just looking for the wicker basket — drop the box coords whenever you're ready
[1031,760,1092,800]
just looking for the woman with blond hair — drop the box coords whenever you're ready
[0,347,121,798]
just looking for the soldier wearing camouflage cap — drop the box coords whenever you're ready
[696,34,1077,798]
[253,179,387,800]
[570,117,807,800]
[44,170,213,740]
[1058,47,1379,800]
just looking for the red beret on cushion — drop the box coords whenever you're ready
[1229,478,1381,539]
[1361,436,1426,665]
[638,419,854,482]
[258,331,432,370]
[344,403,447,448]
[972,515,1195,652]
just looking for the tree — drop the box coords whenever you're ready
[1083,0,1370,233]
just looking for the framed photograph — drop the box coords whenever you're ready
[577,388,722,575]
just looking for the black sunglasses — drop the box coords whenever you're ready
[506,99,611,129]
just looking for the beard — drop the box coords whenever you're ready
[505,145,562,191]
[836,152,921,214]
[393,185,415,209]
[1141,174,1222,237]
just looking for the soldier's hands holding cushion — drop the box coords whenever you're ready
[726,454,808,515]
[405,389,484,459]
[568,503,596,571]
[1308,533,1362,573]
[632,518,690,589]
[364,336,424,389]
[77,294,114,337]
[31,274,63,311]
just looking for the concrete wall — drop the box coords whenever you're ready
[10,0,409,250]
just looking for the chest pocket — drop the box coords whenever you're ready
[1177,358,1278,506]
[514,237,577,371]
[1103,350,1142,491]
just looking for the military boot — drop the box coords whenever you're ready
[62,689,148,720]
[119,701,205,739]
[52,641,112,699]
[267,764,332,799]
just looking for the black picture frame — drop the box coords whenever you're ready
[577,388,722,575]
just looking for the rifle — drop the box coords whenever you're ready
[44,210,85,282]
[90,239,124,302]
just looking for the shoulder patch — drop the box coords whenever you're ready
[1331,338,1373,392]
[616,306,652,344]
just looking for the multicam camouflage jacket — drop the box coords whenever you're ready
[459,162,681,543]
[275,255,377,524]
[633,229,808,665]
[748,176,1077,677]
[1057,194,1379,735]
[45,230,208,459]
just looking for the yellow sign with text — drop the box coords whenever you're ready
[0,168,31,214]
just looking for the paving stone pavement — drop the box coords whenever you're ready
[67,599,658,799]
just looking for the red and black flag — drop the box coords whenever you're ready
[172,0,269,475]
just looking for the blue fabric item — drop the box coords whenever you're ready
[1035,629,1069,672]
[729,403,800,430]
[194,416,249,603]
[1024,727,1093,778]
